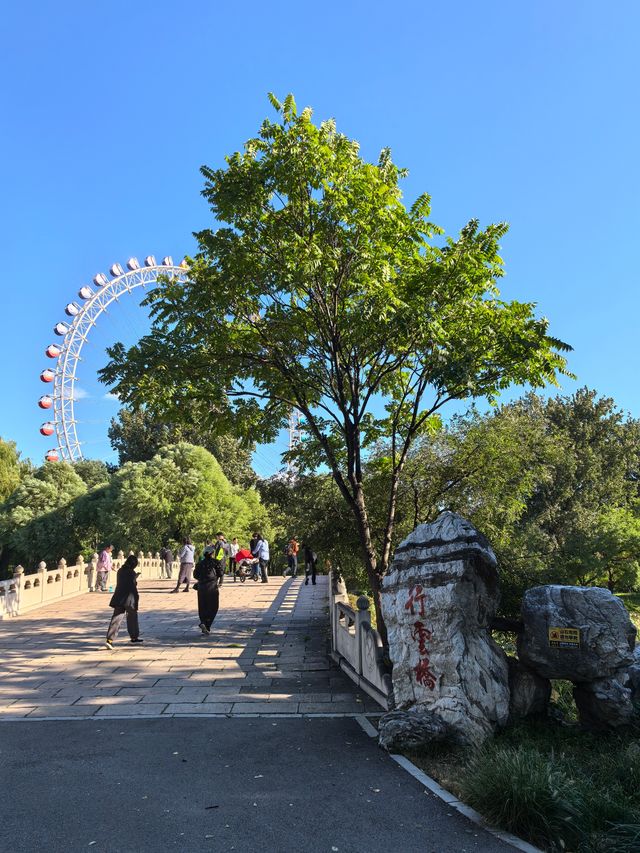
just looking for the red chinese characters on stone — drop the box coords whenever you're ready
[404,584,426,617]
[405,587,436,690]
[411,620,432,656]
[413,657,437,689]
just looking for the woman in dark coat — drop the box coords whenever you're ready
[193,550,224,635]
[104,555,142,649]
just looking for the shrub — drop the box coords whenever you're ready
[460,745,584,850]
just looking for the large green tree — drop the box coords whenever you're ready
[0,438,25,503]
[101,95,571,639]
[378,390,640,609]
[96,443,271,551]
[72,459,111,490]
[108,405,256,487]
[0,462,88,569]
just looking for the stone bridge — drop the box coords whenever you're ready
[0,576,381,719]
[0,574,519,852]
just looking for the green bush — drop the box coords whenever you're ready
[591,822,640,853]
[550,679,579,722]
[460,745,584,851]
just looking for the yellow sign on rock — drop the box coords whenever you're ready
[548,627,581,649]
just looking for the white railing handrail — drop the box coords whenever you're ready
[328,568,392,710]
[0,550,167,620]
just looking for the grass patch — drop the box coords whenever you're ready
[404,717,640,851]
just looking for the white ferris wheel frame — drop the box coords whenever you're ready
[51,262,188,462]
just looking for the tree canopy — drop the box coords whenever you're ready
[0,444,272,573]
[0,462,88,569]
[98,443,269,549]
[0,438,25,503]
[108,405,256,487]
[100,94,572,638]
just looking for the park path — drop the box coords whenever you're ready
[0,575,381,719]
[0,573,521,852]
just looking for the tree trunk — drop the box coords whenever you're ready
[351,484,388,647]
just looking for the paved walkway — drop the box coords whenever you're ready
[0,574,520,851]
[0,576,381,718]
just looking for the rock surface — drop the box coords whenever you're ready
[507,656,551,720]
[378,706,449,751]
[381,511,510,745]
[573,677,635,730]
[625,645,640,703]
[517,585,636,681]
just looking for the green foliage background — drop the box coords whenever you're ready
[0,441,271,572]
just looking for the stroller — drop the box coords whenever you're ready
[234,549,260,583]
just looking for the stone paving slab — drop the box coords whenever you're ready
[0,576,381,718]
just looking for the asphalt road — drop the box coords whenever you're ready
[1,717,515,853]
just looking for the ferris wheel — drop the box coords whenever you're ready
[38,255,189,463]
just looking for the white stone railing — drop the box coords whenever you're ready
[0,551,166,620]
[328,569,393,710]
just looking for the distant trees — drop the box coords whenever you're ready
[260,389,640,610]
[0,438,26,503]
[0,462,88,570]
[1,388,638,608]
[370,388,640,609]
[108,405,256,487]
[72,459,110,490]
[0,443,271,572]
[98,443,270,550]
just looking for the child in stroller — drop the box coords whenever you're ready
[234,549,260,583]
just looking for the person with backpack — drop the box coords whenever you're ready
[104,554,143,649]
[193,539,225,635]
[302,543,318,586]
[286,536,300,578]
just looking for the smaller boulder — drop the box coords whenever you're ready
[378,705,449,752]
[573,677,634,731]
[507,657,551,720]
[518,585,636,681]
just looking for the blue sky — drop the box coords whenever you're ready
[1,0,638,476]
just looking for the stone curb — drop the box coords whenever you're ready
[353,717,543,853]
[0,712,386,722]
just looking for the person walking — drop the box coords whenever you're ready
[302,543,318,585]
[193,546,224,635]
[252,532,270,583]
[104,555,143,649]
[172,537,195,593]
[286,536,300,578]
[229,537,239,577]
[162,545,174,580]
[212,532,227,585]
[96,544,113,592]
